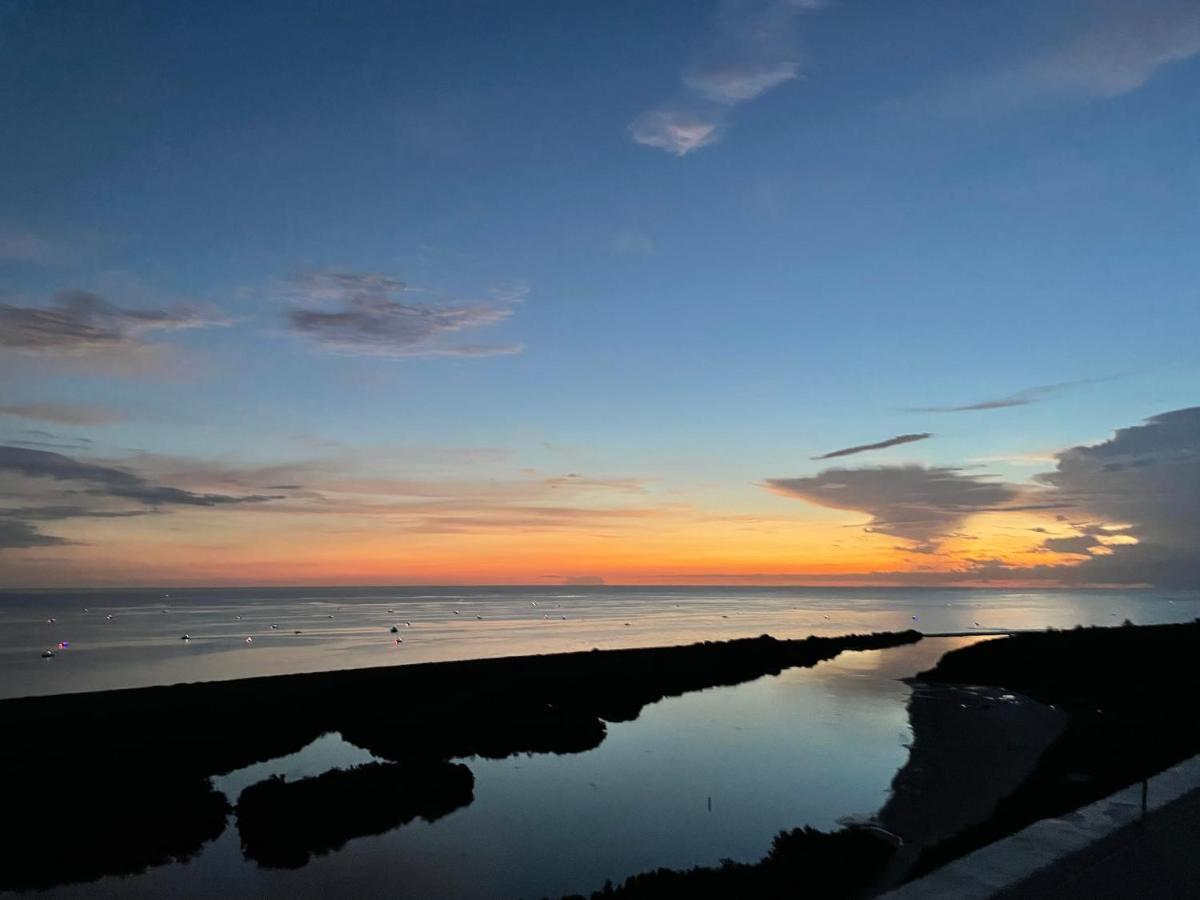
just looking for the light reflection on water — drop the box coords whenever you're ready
[10,637,995,900]
[1,586,1195,699]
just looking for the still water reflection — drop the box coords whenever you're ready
[8,638,985,900]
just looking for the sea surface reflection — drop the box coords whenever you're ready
[2,586,1195,700]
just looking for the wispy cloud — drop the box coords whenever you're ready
[0,446,284,508]
[4,429,95,451]
[812,432,932,460]
[631,0,825,155]
[629,108,725,157]
[102,451,676,539]
[682,0,823,103]
[0,403,125,426]
[907,377,1110,413]
[922,1,1200,114]
[0,445,285,550]
[1032,0,1200,99]
[0,517,71,549]
[0,290,225,357]
[611,229,657,258]
[0,229,58,264]
[281,271,523,358]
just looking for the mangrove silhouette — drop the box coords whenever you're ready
[0,768,229,892]
[901,620,1200,882]
[236,760,474,868]
[0,629,921,890]
[562,825,897,899]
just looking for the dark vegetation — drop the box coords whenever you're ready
[562,826,897,900]
[0,629,920,890]
[0,772,229,892]
[905,620,1200,880]
[236,760,474,868]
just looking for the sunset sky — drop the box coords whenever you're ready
[1,0,1197,587]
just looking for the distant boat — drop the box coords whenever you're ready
[181,634,190,641]
[41,649,55,659]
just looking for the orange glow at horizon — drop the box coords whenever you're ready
[4,499,1121,588]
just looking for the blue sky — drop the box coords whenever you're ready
[1,0,1197,585]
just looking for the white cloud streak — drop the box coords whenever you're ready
[281,271,523,358]
[631,0,824,155]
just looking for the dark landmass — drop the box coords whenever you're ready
[870,681,1066,892]
[562,826,897,900]
[236,761,474,868]
[0,773,230,892]
[0,629,921,891]
[880,683,1066,846]
[904,620,1200,881]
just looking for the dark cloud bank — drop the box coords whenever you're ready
[770,407,1200,587]
[767,465,1019,552]
[0,446,281,550]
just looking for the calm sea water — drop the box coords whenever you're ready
[1,585,1196,700]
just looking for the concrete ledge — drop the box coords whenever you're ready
[881,753,1200,899]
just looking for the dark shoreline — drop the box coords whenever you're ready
[899,620,1200,884]
[0,629,921,892]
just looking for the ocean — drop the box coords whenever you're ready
[2,585,1197,701]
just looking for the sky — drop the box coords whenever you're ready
[1,0,1197,588]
